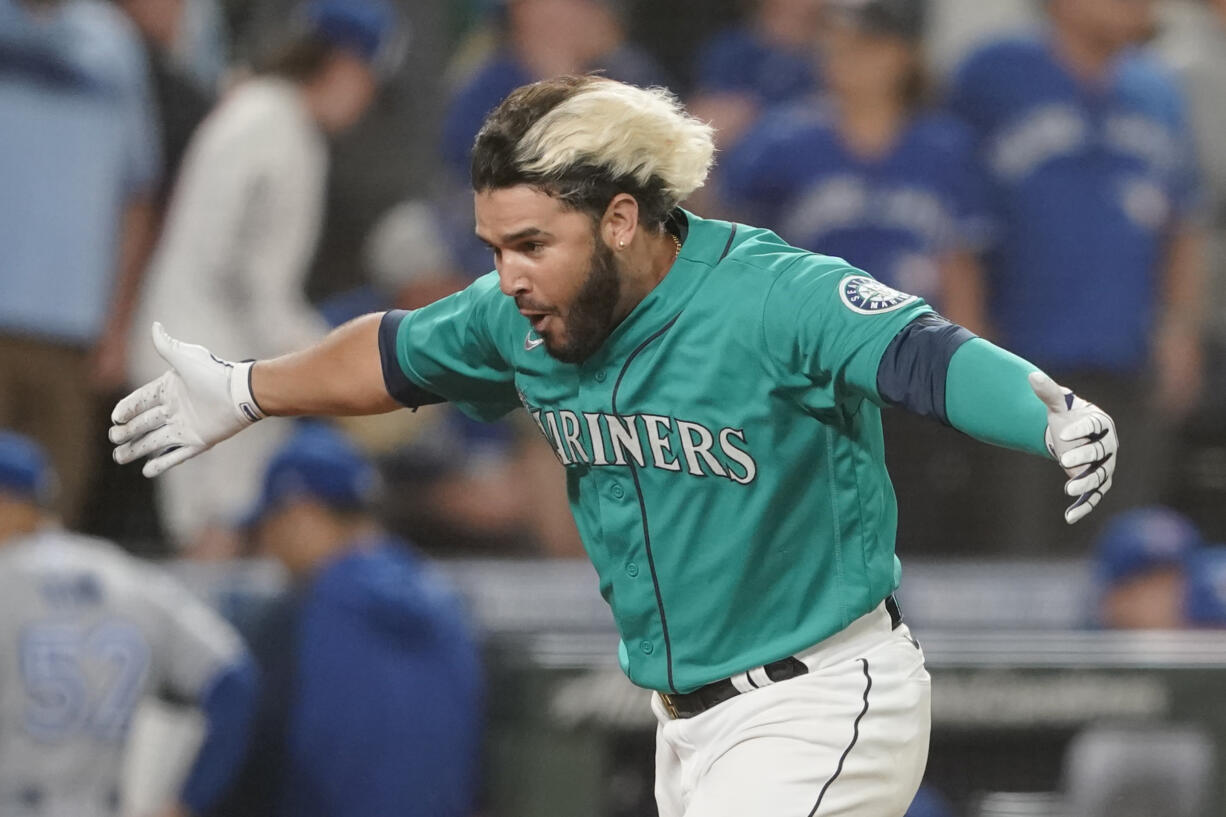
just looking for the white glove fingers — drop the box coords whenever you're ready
[113,424,186,465]
[1065,476,1112,525]
[109,404,170,445]
[1058,413,1107,442]
[1060,440,1107,469]
[142,444,200,478]
[1066,457,1113,496]
[112,374,168,425]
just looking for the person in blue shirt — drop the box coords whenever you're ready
[722,0,990,328]
[0,0,161,524]
[439,0,670,183]
[688,0,824,152]
[947,0,1206,552]
[213,424,484,817]
[721,0,996,554]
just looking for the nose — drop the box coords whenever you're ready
[496,256,530,298]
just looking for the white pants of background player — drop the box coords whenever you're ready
[652,603,931,817]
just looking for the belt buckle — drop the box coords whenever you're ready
[659,693,680,720]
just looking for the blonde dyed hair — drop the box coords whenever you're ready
[515,78,715,206]
[471,75,715,226]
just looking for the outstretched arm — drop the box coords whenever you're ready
[249,313,399,417]
[877,315,1117,524]
[111,313,419,477]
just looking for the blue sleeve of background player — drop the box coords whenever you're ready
[179,655,259,815]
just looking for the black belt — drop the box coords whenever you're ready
[658,595,904,720]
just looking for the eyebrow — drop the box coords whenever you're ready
[477,227,553,246]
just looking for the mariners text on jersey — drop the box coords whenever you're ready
[379,210,932,694]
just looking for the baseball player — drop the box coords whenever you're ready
[0,431,257,817]
[111,75,1119,815]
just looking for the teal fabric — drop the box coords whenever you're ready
[946,337,1052,458]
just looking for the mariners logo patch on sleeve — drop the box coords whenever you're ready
[838,275,918,315]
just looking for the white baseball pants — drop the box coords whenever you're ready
[652,603,931,817]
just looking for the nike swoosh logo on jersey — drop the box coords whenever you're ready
[525,332,544,351]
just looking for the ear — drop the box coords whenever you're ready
[600,193,640,251]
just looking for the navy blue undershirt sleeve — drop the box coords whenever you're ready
[377,310,448,409]
[179,656,259,815]
[876,313,977,425]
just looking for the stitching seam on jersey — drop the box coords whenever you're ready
[824,425,848,627]
[612,312,683,694]
[718,223,737,261]
[807,658,872,817]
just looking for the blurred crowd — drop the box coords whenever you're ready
[4,0,1226,563]
[5,0,1226,814]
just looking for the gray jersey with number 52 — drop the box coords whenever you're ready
[0,530,243,817]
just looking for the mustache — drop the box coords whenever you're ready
[515,298,556,314]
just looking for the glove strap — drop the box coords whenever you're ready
[229,361,265,424]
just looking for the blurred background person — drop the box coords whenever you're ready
[0,431,257,817]
[1091,505,1204,630]
[721,0,997,555]
[687,0,824,152]
[0,0,161,525]
[723,0,990,326]
[212,424,484,817]
[128,0,394,558]
[947,0,1206,553]
[439,0,671,185]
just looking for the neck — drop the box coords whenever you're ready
[613,230,680,324]
[1051,23,1120,85]
[835,93,905,158]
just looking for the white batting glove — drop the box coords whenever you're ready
[110,323,265,478]
[1028,371,1118,525]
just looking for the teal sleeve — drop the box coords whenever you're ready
[945,338,1052,458]
[762,259,933,407]
[392,274,521,422]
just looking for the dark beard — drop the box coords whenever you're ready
[547,239,621,364]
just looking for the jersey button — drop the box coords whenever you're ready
[640,640,654,655]
[611,484,625,499]
[594,369,607,382]
[625,562,639,577]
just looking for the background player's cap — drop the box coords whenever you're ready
[1092,506,1203,587]
[823,0,927,41]
[0,430,56,507]
[1183,545,1226,626]
[302,0,401,66]
[244,423,381,526]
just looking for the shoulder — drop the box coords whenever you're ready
[952,32,1048,90]
[718,222,845,288]
[200,78,319,157]
[313,542,465,624]
[1115,51,1188,125]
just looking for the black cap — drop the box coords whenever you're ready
[824,0,926,41]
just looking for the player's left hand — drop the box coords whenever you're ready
[1029,372,1118,525]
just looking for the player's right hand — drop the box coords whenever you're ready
[1028,372,1118,525]
[110,323,265,478]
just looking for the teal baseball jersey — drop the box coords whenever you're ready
[382,210,932,693]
